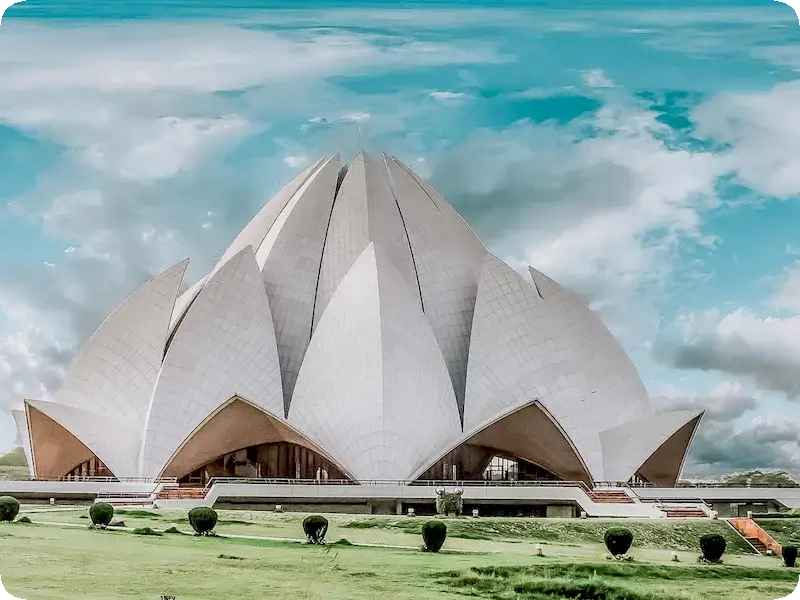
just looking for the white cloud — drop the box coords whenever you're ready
[660,307,800,398]
[691,80,800,198]
[429,94,725,346]
[581,68,615,89]
[653,379,758,423]
[429,90,468,101]
[283,155,310,169]
[773,261,800,312]
[340,112,371,123]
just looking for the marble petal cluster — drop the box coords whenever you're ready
[13,152,703,486]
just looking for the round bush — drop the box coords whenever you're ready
[0,496,20,522]
[784,546,798,568]
[302,515,329,545]
[604,527,634,556]
[422,519,448,553]
[699,533,726,562]
[188,507,218,535]
[89,502,114,528]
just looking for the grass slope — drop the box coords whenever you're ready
[340,516,753,554]
[756,519,800,545]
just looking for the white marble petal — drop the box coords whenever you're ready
[141,247,284,477]
[600,409,705,483]
[57,259,189,425]
[289,242,462,481]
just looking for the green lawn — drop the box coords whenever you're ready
[23,507,755,557]
[2,509,798,599]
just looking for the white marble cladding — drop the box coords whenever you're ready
[141,247,285,476]
[256,155,341,414]
[384,156,486,422]
[289,243,461,481]
[57,259,188,425]
[15,151,703,484]
[313,152,419,330]
[599,409,704,483]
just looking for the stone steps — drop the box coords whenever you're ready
[747,537,767,553]
[156,487,206,500]
[663,508,707,518]
[590,490,635,504]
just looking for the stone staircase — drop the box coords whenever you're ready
[156,487,207,501]
[661,505,707,518]
[728,518,781,556]
[746,536,768,554]
[589,490,635,504]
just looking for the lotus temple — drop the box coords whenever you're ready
[11,152,705,494]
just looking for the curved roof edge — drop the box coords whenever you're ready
[25,398,139,478]
[599,409,705,484]
[408,398,592,484]
[160,394,356,481]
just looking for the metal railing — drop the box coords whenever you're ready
[203,477,593,493]
[96,492,156,499]
[13,476,177,484]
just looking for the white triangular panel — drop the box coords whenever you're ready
[464,253,606,476]
[11,408,33,477]
[384,156,486,421]
[167,274,207,337]
[215,158,326,277]
[528,269,651,422]
[313,152,418,328]
[26,399,139,477]
[600,409,704,483]
[289,242,461,481]
[255,154,341,414]
[57,259,189,425]
[165,162,325,338]
[141,247,284,477]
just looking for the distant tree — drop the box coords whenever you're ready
[0,447,27,468]
[722,470,799,488]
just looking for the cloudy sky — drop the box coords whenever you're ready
[1,0,799,478]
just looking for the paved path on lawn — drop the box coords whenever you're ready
[26,519,491,554]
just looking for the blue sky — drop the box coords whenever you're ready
[1,0,799,478]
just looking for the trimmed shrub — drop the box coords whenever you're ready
[188,507,218,536]
[699,533,726,562]
[0,496,20,522]
[784,546,798,568]
[164,526,183,534]
[16,516,31,524]
[604,527,634,557]
[303,515,329,545]
[422,519,447,553]
[89,502,114,528]
[435,492,464,517]
[133,527,162,536]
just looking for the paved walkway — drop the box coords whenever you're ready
[27,519,490,554]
